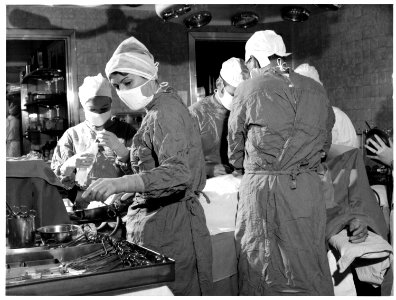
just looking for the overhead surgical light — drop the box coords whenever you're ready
[155,4,192,22]
[281,6,310,22]
[231,12,259,29]
[155,4,212,29]
[184,11,212,29]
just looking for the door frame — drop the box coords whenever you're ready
[6,29,79,127]
[188,31,252,105]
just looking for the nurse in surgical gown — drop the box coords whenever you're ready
[228,30,335,296]
[51,74,136,207]
[82,36,213,296]
[189,57,250,178]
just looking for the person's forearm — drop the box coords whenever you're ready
[118,174,145,193]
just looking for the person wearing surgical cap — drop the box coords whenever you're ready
[189,57,250,178]
[6,102,21,157]
[295,63,391,296]
[228,30,335,295]
[294,63,359,149]
[81,36,212,296]
[51,73,136,208]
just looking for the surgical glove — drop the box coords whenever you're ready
[96,130,129,159]
[213,164,233,177]
[365,135,393,167]
[120,192,135,201]
[348,218,368,243]
[81,174,144,203]
[60,152,95,176]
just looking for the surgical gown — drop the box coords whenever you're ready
[6,115,21,157]
[189,94,232,177]
[125,87,213,296]
[228,68,335,295]
[51,118,136,206]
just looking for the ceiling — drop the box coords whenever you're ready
[87,4,337,25]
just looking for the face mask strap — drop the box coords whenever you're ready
[276,58,289,72]
[156,81,168,93]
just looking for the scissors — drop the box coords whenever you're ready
[11,205,36,218]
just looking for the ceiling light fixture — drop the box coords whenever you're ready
[231,12,259,29]
[155,4,192,22]
[281,6,310,22]
[184,11,212,29]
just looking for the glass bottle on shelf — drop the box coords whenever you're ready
[54,105,64,131]
[52,75,65,94]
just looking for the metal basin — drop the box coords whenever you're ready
[36,224,79,244]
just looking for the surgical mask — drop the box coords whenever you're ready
[217,89,234,111]
[84,109,111,127]
[117,79,154,111]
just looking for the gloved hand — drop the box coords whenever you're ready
[81,174,144,202]
[348,218,368,243]
[213,164,233,177]
[60,152,95,176]
[96,130,129,159]
[365,135,393,167]
[120,193,135,201]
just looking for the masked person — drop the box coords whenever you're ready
[81,36,212,296]
[189,57,250,178]
[295,63,391,295]
[6,102,21,157]
[51,73,136,208]
[228,30,335,296]
[294,63,359,148]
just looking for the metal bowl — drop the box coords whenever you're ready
[36,224,80,244]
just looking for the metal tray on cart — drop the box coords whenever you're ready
[6,242,175,295]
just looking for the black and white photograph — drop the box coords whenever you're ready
[4,1,394,296]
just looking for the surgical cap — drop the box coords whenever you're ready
[294,63,323,85]
[8,103,20,116]
[105,36,158,80]
[220,57,250,87]
[78,73,112,107]
[245,30,291,68]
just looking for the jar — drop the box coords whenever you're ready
[56,118,64,131]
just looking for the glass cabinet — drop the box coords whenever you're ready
[21,68,67,161]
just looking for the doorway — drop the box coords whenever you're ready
[188,32,252,105]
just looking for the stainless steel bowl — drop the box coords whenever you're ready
[37,224,80,244]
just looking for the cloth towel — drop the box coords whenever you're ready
[198,174,240,235]
[327,249,357,295]
[329,229,393,286]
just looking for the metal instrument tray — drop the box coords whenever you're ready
[6,242,175,295]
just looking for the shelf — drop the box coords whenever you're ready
[27,129,65,135]
[25,95,66,108]
[22,68,64,84]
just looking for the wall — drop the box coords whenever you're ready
[6,5,291,117]
[291,4,393,132]
[7,4,392,132]
[7,5,189,116]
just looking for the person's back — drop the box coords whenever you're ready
[229,68,333,173]
[190,57,249,178]
[294,63,359,149]
[134,87,206,198]
[189,95,230,175]
[228,30,335,296]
